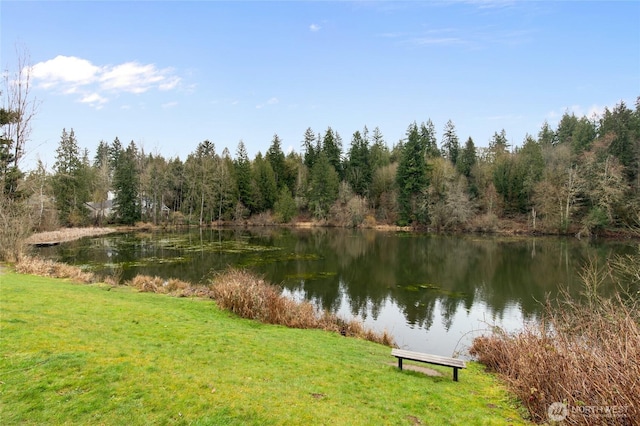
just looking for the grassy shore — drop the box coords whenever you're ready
[0,270,527,425]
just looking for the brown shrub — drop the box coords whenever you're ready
[470,259,640,424]
[127,275,192,295]
[0,198,33,262]
[16,257,96,283]
[128,275,164,292]
[208,269,395,346]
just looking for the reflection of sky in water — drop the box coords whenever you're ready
[285,286,530,360]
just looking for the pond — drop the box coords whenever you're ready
[35,228,638,358]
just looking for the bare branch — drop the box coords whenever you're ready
[2,43,39,168]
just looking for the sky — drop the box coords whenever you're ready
[2,0,639,171]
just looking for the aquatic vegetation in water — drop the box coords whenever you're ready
[403,283,441,292]
[152,236,281,254]
[238,252,321,268]
[284,271,338,281]
[401,283,466,298]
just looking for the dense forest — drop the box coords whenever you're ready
[2,98,640,238]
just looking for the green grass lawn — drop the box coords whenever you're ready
[0,270,527,425]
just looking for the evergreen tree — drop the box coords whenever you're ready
[518,135,545,211]
[494,136,544,214]
[396,123,428,225]
[308,152,339,219]
[252,153,277,212]
[94,140,110,168]
[420,119,439,159]
[266,133,286,189]
[274,186,297,223]
[234,140,253,211]
[0,107,21,198]
[52,129,90,226]
[457,137,477,178]
[346,129,372,197]
[488,129,510,161]
[109,137,123,170]
[537,120,557,146]
[441,120,460,165]
[302,127,317,170]
[370,126,390,169]
[599,100,638,185]
[323,127,343,179]
[571,117,596,154]
[556,112,578,146]
[113,141,141,224]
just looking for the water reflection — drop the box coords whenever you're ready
[37,228,637,357]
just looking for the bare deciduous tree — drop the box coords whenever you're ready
[0,44,38,261]
[2,43,38,170]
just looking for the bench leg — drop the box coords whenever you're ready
[453,367,459,382]
[398,358,403,370]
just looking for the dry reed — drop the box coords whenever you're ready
[128,275,193,295]
[15,256,97,283]
[208,269,396,346]
[469,258,639,424]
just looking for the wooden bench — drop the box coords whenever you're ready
[391,349,466,382]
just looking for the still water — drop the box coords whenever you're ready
[36,228,637,358]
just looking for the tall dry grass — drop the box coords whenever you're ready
[128,274,196,296]
[15,256,97,283]
[208,269,395,347]
[469,258,639,424]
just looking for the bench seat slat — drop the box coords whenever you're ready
[391,349,466,381]
[391,349,466,369]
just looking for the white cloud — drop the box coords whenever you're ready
[30,55,182,108]
[99,62,162,93]
[80,92,108,109]
[31,55,100,87]
[309,23,321,32]
[256,97,279,109]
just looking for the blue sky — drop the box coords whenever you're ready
[2,1,639,170]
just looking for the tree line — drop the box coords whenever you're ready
[3,98,640,237]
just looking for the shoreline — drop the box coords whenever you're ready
[25,219,638,246]
[25,227,120,245]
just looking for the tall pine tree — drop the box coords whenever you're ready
[396,123,428,225]
[113,141,141,224]
[441,120,460,165]
[52,128,90,226]
[346,129,372,197]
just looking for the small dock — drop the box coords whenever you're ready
[32,242,61,247]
